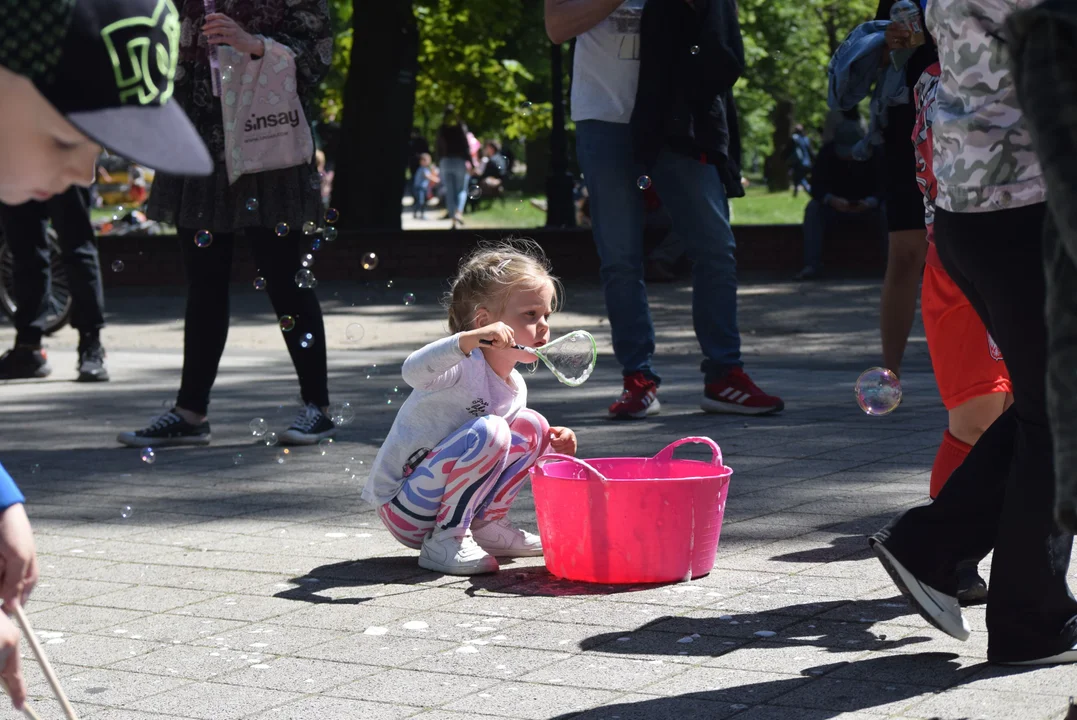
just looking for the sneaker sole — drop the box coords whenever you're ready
[76,372,110,382]
[998,648,1077,665]
[700,397,785,415]
[0,366,52,380]
[608,398,661,420]
[418,554,499,575]
[870,539,970,641]
[116,433,211,448]
[482,546,545,558]
[279,427,338,446]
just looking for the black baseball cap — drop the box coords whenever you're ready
[0,0,212,176]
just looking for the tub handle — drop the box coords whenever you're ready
[653,437,723,467]
[534,453,609,483]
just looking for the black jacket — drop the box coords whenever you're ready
[808,142,882,205]
[630,0,745,199]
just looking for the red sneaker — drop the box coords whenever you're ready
[702,368,784,415]
[608,371,660,420]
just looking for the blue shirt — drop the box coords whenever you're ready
[0,463,25,510]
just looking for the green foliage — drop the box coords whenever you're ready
[323,0,878,162]
[736,0,877,158]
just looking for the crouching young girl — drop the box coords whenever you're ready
[363,241,578,575]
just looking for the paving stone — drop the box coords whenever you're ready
[259,696,419,719]
[326,667,500,707]
[124,680,302,719]
[440,679,622,719]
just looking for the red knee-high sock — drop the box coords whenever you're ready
[930,430,972,499]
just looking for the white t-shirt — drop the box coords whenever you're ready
[363,335,527,507]
[571,0,646,124]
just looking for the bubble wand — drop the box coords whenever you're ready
[481,330,598,387]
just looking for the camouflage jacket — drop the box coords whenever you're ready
[925,0,1046,213]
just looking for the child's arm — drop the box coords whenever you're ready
[401,335,470,391]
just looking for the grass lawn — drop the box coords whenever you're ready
[730,182,810,225]
[463,194,547,229]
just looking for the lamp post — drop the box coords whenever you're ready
[545,40,576,228]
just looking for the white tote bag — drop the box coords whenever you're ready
[219,38,315,184]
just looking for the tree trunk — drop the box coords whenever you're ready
[766,98,795,192]
[332,1,419,231]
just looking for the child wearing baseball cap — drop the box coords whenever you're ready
[0,0,211,205]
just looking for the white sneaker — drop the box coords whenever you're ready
[471,518,544,558]
[1000,644,1077,666]
[870,536,970,641]
[418,529,499,575]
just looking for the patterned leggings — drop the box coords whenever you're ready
[378,409,550,549]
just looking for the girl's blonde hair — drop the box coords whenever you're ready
[446,239,562,333]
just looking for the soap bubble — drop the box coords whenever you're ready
[310,237,322,251]
[690,45,700,55]
[279,315,296,332]
[194,229,213,248]
[140,447,156,465]
[221,64,233,83]
[362,364,380,379]
[301,254,314,268]
[245,197,259,212]
[249,418,268,437]
[324,227,338,242]
[233,453,244,466]
[403,292,416,306]
[518,101,533,117]
[318,438,334,456]
[295,269,316,288]
[121,505,133,519]
[855,367,903,416]
[275,222,290,237]
[299,332,315,349]
[468,185,482,200]
[263,431,279,447]
[302,221,317,235]
[253,276,267,290]
[384,386,402,405]
[111,260,125,272]
[637,175,652,190]
[385,279,394,289]
[345,323,364,343]
[324,208,339,224]
[329,401,355,426]
[361,252,379,271]
[276,449,290,464]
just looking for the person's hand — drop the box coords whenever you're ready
[828,196,851,212]
[885,22,911,51]
[548,426,578,456]
[203,13,264,57]
[461,322,517,354]
[0,613,25,711]
[0,504,37,611]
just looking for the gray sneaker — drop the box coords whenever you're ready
[77,343,109,382]
[117,411,211,447]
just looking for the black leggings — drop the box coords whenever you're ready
[176,226,329,415]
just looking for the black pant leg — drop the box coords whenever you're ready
[176,227,235,416]
[0,199,51,346]
[248,226,330,408]
[888,203,1076,661]
[46,188,104,337]
[1045,202,1077,532]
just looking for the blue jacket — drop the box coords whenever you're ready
[827,20,909,160]
[0,463,25,510]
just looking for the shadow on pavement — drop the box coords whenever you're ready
[549,653,982,720]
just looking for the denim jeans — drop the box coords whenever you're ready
[576,120,741,384]
[802,199,884,270]
[439,158,468,218]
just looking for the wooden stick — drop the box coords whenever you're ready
[0,676,43,720]
[12,606,78,720]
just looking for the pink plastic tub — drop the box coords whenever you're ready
[530,437,732,584]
